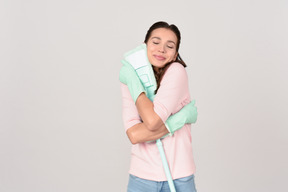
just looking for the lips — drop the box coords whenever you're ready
[154,55,166,61]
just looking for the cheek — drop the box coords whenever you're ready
[146,49,153,63]
[146,45,155,61]
[173,53,178,60]
[147,44,156,53]
[168,52,177,61]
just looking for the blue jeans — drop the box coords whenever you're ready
[127,174,197,192]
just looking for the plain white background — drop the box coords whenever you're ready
[0,0,287,191]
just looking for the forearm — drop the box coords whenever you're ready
[126,122,169,144]
[136,93,164,131]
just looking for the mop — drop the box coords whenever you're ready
[123,44,176,191]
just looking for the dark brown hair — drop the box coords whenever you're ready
[144,21,186,94]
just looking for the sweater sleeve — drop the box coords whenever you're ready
[120,83,142,132]
[153,62,190,123]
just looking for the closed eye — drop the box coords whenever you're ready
[167,44,175,49]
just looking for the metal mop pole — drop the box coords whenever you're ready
[156,139,176,192]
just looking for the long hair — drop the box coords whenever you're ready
[144,21,186,94]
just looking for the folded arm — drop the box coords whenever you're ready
[134,63,189,132]
[121,83,167,144]
[119,61,165,132]
[121,63,192,144]
[135,92,164,131]
[126,122,169,144]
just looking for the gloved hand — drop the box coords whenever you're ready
[164,100,198,136]
[119,59,146,103]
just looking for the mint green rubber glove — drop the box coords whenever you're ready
[164,100,198,136]
[119,60,146,103]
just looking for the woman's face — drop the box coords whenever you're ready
[146,28,178,70]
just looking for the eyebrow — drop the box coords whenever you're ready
[151,37,176,45]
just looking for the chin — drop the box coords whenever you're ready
[151,61,166,68]
[152,64,165,69]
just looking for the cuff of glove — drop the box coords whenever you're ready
[131,89,146,103]
[164,122,173,136]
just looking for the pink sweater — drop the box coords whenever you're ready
[121,62,196,181]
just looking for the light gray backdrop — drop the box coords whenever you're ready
[0,0,287,191]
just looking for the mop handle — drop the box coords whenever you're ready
[156,139,176,192]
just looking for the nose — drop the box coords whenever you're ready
[158,45,165,53]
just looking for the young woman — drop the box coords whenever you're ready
[120,21,197,192]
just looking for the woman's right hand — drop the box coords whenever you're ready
[119,60,146,103]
